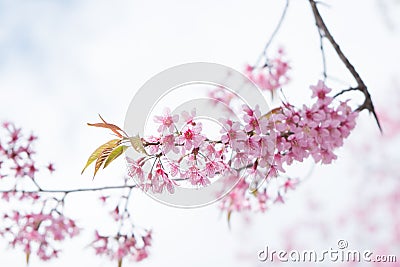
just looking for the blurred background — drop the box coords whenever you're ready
[0,0,399,266]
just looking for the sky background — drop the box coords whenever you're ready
[0,0,400,266]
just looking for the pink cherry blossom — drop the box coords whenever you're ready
[244,48,290,92]
[153,108,179,133]
[220,119,247,150]
[208,85,237,106]
[0,211,79,261]
[177,123,206,151]
[91,229,152,264]
[310,80,333,104]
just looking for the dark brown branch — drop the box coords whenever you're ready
[333,87,359,98]
[309,0,382,131]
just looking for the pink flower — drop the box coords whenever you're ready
[204,160,224,178]
[257,190,269,212]
[11,163,24,178]
[111,206,122,221]
[220,119,247,150]
[177,123,206,151]
[91,229,151,263]
[47,163,55,173]
[99,195,109,204]
[27,134,38,143]
[220,179,251,213]
[0,211,79,261]
[26,163,37,178]
[143,135,160,154]
[310,80,332,104]
[184,165,210,186]
[151,163,176,194]
[274,193,285,204]
[153,108,179,133]
[126,157,145,182]
[207,86,236,108]
[243,105,268,134]
[168,161,180,177]
[161,134,178,154]
[282,178,299,193]
[244,48,290,92]
[8,126,21,144]
[181,109,196,125]
[232,151,249,169]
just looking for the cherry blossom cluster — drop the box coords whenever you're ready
[92,229,152,263]
[272,80,358,166]
[0,122,54,206]
[0,122,79,262]
[245,48,290,92]
[0,211,79,261]
[0,122,54,182]
[0,122,54,210]
[0,122,151,266]
[93,188,152,264]
[207,48,290,108]
[128,109,231,190]
[219,177,300,215]
[221,80,357,214]
[126,81,357,217]
[0,0,381,264]
[0,122,55,206]
[280,97,400,266]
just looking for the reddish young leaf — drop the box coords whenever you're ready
[87,114,127,138]
[99,114,128,137]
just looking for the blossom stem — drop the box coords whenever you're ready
[254,0,290,68]
[309,0,382,131]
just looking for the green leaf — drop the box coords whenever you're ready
[93,147,114,178]
[81,139,120,175]
[104,145,128,169]
[129,135,148,155]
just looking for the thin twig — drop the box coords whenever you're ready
[0,184,137,195]
[254,0,290,67]
[318,28,327,80]
[333,87,359,98]
[309,0,382,131]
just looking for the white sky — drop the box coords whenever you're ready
[0,0,399,266]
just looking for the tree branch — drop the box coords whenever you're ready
[309,0,382,131]
[0,184,137,195]
[333,87,359,98]
[254,0,290,67]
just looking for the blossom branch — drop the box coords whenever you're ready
[333,87,359,98]
[309,0,382,131]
